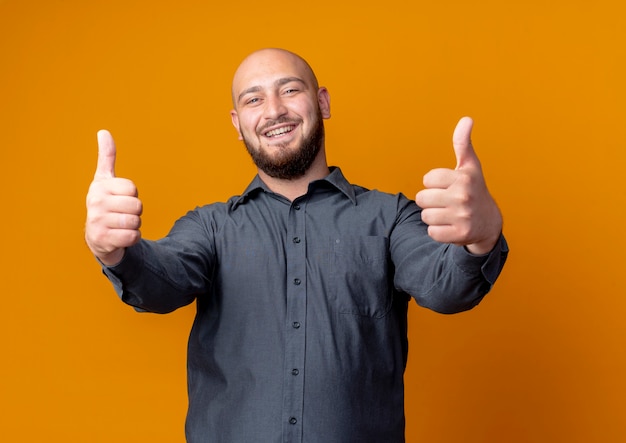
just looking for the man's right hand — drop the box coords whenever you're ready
[85,130,143,266]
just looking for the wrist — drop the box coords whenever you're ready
[97,248,126,267]
[465,233,500,255]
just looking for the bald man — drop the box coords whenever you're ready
[86,48,508,443]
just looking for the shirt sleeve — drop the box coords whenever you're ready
[101,209,216,314]
[390,195,508,314]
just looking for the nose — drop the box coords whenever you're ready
[264,94,288,120]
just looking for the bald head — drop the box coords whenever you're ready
[231,48,320,108]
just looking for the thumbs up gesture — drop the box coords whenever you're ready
[415,117,502,255]
[85,130,142,265]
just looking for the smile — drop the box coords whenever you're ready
[264,125,295,137]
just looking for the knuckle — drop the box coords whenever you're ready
[455,188,473,206]
[86,192,105,208]
[124,230,142,246]
[121,178,138,196]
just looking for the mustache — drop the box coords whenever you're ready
[257,117,301,134]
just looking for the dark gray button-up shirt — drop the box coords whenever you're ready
[103,167,508,443]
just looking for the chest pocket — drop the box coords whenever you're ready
[330,236,392,318]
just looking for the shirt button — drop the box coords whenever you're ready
[291,368,299,376]
[289,417,297,425]
[292,237,301,244]
[292,322,300,329]
[294,204,301,210]
[293,278,301,285]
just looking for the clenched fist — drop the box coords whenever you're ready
[85,130,142,266]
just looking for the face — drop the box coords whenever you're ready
[230,49,331,180]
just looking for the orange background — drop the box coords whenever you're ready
[1,1,625,441]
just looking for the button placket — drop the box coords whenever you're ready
[281,199,307,442]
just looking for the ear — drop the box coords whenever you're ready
[318,87,331,119]
[230,110,243,140]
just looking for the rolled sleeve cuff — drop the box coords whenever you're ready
[99,245,149,312]
[453,234,509,285]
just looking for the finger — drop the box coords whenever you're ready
[89,212,142,232]
[95,129,116,179]
[106,178,139,197]
[415,188,450,209]
[452,116,480,170]
[109,213,142,230]
[86,180,139,217]
[426,225,459,245]
[105,228,142,249]
[420,207,453,226]
[422,168,457,189]
[103,195,143,216]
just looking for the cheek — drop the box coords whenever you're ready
[239,116,259,136]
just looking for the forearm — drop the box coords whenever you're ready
[394,234,508,314]
[102,238,211,314]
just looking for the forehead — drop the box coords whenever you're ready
[232,50,315,96]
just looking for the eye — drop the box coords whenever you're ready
[244,97,261,106]
[283,88,299,95]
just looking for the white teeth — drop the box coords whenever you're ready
[265,126,294,137]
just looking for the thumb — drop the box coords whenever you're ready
[95,129,116,179]
[453,116,479,170]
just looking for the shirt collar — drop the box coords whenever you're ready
[322,167,357,204]
[232,166,357,209]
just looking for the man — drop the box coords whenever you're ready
[85,48,508,442]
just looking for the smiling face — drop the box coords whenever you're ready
[230,49,331,180]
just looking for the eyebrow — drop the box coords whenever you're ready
[237,77,307,104]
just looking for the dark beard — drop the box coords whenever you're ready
[243,114,325,180]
